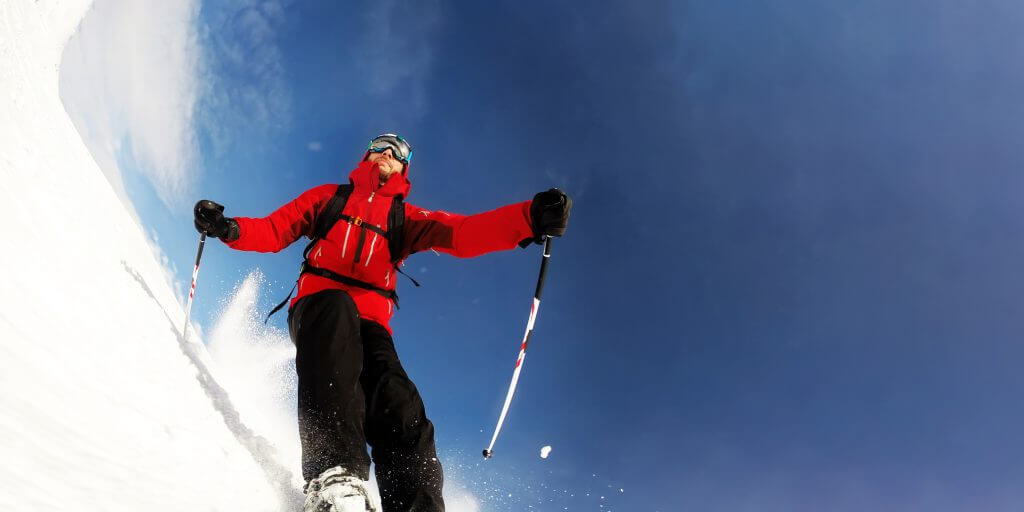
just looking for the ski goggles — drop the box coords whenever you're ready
[367,134,413,164]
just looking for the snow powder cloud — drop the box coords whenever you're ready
[60,0,202,211]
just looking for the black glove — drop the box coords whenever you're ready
[521,188,572,247]
[193,199,238,241]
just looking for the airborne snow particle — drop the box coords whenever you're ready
[540,445,552,458]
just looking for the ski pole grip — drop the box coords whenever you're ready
[534,236,552,300]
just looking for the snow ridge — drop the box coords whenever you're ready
[0,1,299,510]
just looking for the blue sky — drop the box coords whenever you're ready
[62,0,1024,510]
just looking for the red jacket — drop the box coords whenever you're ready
[224,160,534,333]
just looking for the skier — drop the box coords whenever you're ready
[193,134,571,512]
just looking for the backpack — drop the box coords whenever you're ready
[264,184,415,322]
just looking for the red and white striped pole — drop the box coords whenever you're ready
[182,233,207,343]
[484,236,554,459]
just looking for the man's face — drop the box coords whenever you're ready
[366,148,404,181]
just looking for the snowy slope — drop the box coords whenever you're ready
[0,1,301,510]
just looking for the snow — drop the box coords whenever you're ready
[0,1,295,509]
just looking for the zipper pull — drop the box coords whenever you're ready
[369,192,375,203]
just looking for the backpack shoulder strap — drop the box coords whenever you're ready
[302,184,353,260]
[387,195,405,263]
[386,196,420,288]
[314,184,354,240]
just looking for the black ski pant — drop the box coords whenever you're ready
[288,289,445,512]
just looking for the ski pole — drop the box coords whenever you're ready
[182,233,207,343]
[483,236,554,459]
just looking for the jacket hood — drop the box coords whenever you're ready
[348,159,411,199]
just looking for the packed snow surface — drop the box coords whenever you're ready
[0,1,295,510]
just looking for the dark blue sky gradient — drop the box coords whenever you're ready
[125,1,1024,509]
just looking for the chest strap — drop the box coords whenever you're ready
[337,214,388,237]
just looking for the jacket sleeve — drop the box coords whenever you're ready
[225,184,336,253]
[400,200,534,260]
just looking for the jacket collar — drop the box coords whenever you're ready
[348,160,411,199]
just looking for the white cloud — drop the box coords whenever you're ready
[197,0,293,156]
[357,0,443,121]
[60,0,202,210]
[307,141,322,151]
[60,0,297,208]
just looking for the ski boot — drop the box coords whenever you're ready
[302,466,378,512]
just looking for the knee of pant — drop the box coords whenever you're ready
[367,380,433,443]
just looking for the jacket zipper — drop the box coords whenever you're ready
[356,191,376,266]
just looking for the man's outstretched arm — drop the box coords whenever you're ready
[400,188,572,260]
[193,184,335,253]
